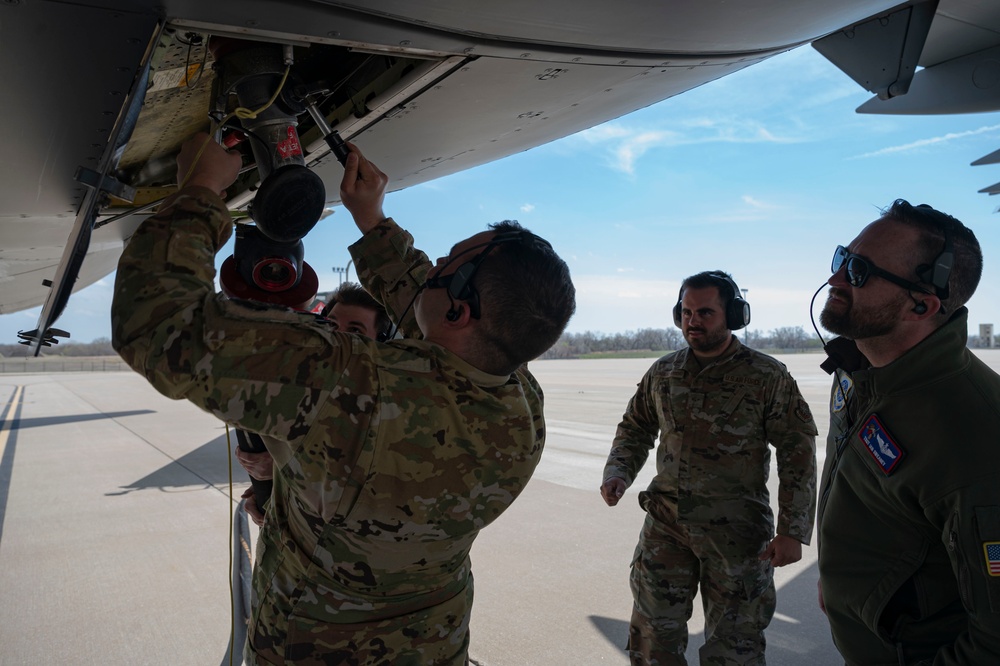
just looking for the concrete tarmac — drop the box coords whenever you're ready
[1,350,998,665]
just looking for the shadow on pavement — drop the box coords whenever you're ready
[11,409,155,430]
[683,561,843,665]
[763,561,842,664]
[108,433,250,494]
[589,614,629,653]
[591,562,844,665]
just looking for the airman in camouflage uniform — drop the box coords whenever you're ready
[234,282,393,527]
[601,271,816,665]
[111,134,575,665]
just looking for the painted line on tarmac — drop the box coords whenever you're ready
[0,385,25,545]
[0,385,24,475]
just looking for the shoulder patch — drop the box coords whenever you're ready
[985,542,1000,577]
[858,414,905,475]
[794,397,813,424]
[832,372,853,413]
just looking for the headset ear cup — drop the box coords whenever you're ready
[728,298,750,330]
[673,283,686,328]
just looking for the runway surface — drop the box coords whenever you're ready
[1,350,998,664]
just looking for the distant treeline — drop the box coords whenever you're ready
[0,337,116,358]
[540,326,824,359]
[2,328,997,360]
[539,326,1000,360]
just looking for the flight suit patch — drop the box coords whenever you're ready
[858,414,904,475]
[832,372,852,413]
[984,542,1000,578]
[974,507,1000,611]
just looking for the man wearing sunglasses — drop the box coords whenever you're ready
[815,200,1000,665]
[111,134,576,665]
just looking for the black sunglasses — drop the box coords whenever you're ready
[831,246,931,294]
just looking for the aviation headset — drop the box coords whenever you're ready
[672,271,751,330]
[912,203,954,314]
[425,230,552,321]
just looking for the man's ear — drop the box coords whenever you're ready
[906,295,942,320]
[444,303,473,327]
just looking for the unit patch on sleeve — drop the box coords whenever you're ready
[858,414,905,475]
[832,371,853,413]
[985,542,1000,577]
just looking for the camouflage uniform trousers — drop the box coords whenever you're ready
[627,512,776,666]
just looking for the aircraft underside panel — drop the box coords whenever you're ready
[0,2,159,319]
[307,55,765,196]
[0,4,784,323]
[0,3,157,218]
[7,0,997,343]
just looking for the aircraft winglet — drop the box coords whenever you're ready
[16,328,71,348]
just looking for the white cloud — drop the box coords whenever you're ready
[611,130,679,174]
[851,124,1000,159]
[573,117,800,175]
[520,203,535,213]
[578,124,631,143]
[742,195,778,210]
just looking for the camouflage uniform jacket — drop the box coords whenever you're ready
[817,309,1000,665]
[603,338,817,543]
[112,190,546,664]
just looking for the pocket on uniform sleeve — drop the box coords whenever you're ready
[974,506,1000,613]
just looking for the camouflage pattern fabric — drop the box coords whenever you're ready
[603,340,816,663]
[628,513,775,666]
[112,189,545,665]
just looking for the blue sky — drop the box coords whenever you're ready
[3,44,999,345]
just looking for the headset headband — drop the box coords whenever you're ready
[424,229,551,319]
[915,209,953,300]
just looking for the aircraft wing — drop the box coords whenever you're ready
[1,0,924,352]
[812,0,1000,200]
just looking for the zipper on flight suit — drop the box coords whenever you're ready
[948,522,972,609]
[818,370,861,520]
[817,427,854,521]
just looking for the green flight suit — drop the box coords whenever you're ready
[817,309,1000,665]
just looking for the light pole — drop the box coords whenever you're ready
[331,261,355,286]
